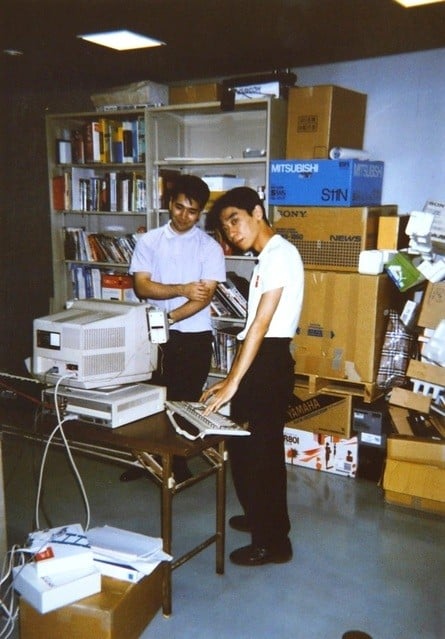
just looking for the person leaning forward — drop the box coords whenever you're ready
[201,187,304,567]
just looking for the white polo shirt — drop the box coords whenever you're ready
[237,234,304,340]
[130,222,226,332]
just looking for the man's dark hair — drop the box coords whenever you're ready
[170,174,210,211]
[206,186,268,231]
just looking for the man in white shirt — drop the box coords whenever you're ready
[202,187,304,566]
[126,174,226,481]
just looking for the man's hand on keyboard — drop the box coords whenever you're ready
[200,378,239,415]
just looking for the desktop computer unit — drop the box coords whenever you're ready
[44,383,166,429]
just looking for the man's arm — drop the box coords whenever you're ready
[133,272,218,322]
[201,287,283,412]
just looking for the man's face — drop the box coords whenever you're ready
[169,194,201,233]
[219,206,260,253]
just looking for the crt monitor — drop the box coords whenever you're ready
[32,299,157,389]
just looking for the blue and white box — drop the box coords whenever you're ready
[269,159,384,207]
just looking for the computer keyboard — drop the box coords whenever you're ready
[165,401,250,440]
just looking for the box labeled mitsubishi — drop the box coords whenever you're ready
[269,159,384,207]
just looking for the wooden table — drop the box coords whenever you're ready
[0,401,227,616]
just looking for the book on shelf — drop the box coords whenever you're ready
[64,228,127,264]
[122,120,134,163]
[70,264,106,300]
[52,172,71,211]
[136,115,146,162]
[98,117,109,163]
[210,297,232,318]
[71,128,84,164]
[83,121,101,163]
[215,273,249,319]
[111,121,124,163]
[212,324,243,373]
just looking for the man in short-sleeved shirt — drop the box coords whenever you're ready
[126,175,225,481]
[202,187,304,566]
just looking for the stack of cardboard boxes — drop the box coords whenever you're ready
[274,85,409,481]
[382,280,445,515]
[278,87,444,515]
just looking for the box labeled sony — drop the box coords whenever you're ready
[269,159,384,207]
[273,205,396,271]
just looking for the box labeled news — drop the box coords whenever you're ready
[284,427,358,478]
[269,159,384,207]
[273,205,396,271]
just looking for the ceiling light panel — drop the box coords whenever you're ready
[393,0,445,7]
[78,30,165,51]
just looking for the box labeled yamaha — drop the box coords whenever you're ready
[269,159,384,207]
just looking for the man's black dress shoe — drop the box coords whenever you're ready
[229,539,293,566]
[229,515,251,533]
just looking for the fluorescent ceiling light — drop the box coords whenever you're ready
[393,0,444,7]
[78,30,165,51]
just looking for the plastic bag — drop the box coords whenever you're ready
[376,310,415,390]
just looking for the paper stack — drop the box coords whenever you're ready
[86,525,172,583]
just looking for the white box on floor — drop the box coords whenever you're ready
[284,427,358,477]
[13,563,101,613]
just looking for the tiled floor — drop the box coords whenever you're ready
[3,436,444,639]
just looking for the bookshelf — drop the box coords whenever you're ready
[46,109,152,312]
[146,97,287,226]
[46,97,286,313]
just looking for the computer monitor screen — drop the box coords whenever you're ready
[32,299,157,389]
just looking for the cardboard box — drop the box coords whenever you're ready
[388,405,445,439]
[169,82,222,105]
[388,387,432,414]
[383,459,445,515]
[284,427,358,477]
[91,81,168,108]
[202,176,245,190]
[14,564,101,614]
[273,205,397,271]
[387,436,445,468]
[20,566,164,639]
[286,390,352,437]
[417,281,445,329]
[269,159,384,207]
[385,252,425,292]
[101,273,138,302]
[286,85,367,159]
[407,359,445,388]
[377,213,410,250]
[293,272,397,382]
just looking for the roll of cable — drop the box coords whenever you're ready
[358,250,384,275]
